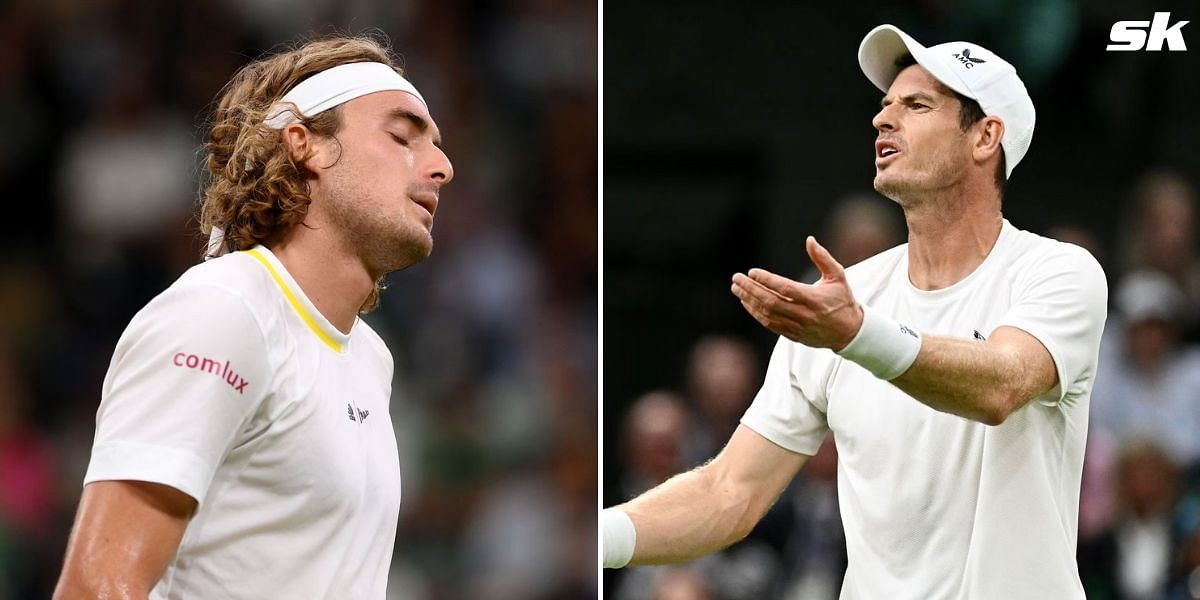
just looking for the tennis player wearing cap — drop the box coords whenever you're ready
[54,37,452,599]
[603,25,1106,598]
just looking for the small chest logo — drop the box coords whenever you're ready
[973,330,987,341]
[172,352,249,394]
[347,403,370,423]
[953,48,986,68]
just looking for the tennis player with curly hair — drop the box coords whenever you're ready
[54,35,452,599]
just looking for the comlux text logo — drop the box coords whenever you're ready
[1107,12,1189,51]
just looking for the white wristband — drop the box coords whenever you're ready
[602,508,637,569]
[836,305,922,380]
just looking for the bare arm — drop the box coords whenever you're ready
[732,236,1057,426]
[889,326,1056,425]
[54,481,196,600]
[617,425,808,566]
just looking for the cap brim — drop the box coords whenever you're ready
[858,25,927,93]
[858,25,976,101]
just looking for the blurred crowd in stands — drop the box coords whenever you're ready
[0,1,596,599]
[608,171,1200,600]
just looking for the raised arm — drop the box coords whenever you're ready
[731,236,1072,425]
[54,481,196,599]
[888,326,1055,424]
[605,424,808,567]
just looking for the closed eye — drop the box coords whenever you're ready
[389,133,409,147]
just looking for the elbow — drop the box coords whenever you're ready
[730,512,759,544]
[978,409,1008,427]
[977,388,1022,426]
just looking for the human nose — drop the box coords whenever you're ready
[426,146,454,185]
[872,104,897,133]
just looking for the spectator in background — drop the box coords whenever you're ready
[57,63,195,257]
[613,391,714,600]
[683,337,759,465]
[649,567,714,600]
[0,345,59,597]
[614,384,783,600]
[1090,271,1200,471]
[1169,524,1200,600]
[821,194,905,268]
[1080,441,1182,600]
[1118,171,1200,338]
[620,391,691,499]
[802,194,906,286]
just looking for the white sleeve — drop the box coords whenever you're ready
[739,336,836,456]
[84,283,274,504]
[997,244,1109,404]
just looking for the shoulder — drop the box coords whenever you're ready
[123,253,286,360]
[1006,224,1103,271]
[1005,225,1107,290]
[173,252,279,306]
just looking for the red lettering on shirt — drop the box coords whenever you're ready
[170,352,250,395]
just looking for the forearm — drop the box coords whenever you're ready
[890,334,1032,425]
[54,575,150,600]
[617,464,765,566]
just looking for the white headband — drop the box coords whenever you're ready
[264,61,425,128]
[207,62,426,260]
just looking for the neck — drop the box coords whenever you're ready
[269,214,374,335]
[901,186,1003,290]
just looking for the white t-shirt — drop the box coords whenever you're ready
[84,246,402,599]
[741,220,1107,599]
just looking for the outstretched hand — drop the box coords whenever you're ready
[731,236,864,351]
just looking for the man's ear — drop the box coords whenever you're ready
[281,124,335,175]
[973,116,1004,164]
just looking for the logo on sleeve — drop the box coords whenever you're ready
[172,352,249,394]
[973,330,987,341]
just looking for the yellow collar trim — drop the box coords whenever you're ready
[245,248,344,353]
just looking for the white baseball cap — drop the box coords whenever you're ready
[1116,270,1184,324]
[858,25,1035,179]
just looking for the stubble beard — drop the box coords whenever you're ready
[873,155,959,209]
[874,170,915,207]
[326,180,434,279]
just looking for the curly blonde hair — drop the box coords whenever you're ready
[199,35,402,311]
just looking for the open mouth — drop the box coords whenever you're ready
[875,139,901,163]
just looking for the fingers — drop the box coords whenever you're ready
[731,271,810,337]
[732,281,790,336]
[744,268,804,299]
[731,273,785,309]
[806,236,846,282]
